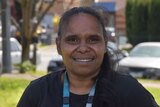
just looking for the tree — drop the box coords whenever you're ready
[12,0,75,73]
[125,0,134,44]
[13,0,56,72]
[131,0,148,45]
[20,0,33,66]
[126,0,150,46]
[148,0,160,41]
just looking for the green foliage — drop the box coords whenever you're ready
[126,0,149,46]
[125,0,134,43]
[148,0,160,41]
[19,61,36,73]
[133,0,148,44]
[27,70,47,76]
[126,0,160,46]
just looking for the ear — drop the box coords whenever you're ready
[56,37,62,55]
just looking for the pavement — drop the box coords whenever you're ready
[141,82,160,88]
[0,44,55,81]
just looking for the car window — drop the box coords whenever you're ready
[11,41,20,51]
[130,45,160,57]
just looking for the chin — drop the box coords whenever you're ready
[73,69,99,78]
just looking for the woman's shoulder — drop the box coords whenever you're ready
[112,72,146,93]
[114,72,139,84]
[17,70,65,107]
[110,72,158,106]
[29,70,64,90]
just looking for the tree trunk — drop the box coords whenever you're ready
[21,0,33,63]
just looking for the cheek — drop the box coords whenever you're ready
[60,49,70,66]
[94,45,106,55]
[60,45,76,59]
[94,46,106,62]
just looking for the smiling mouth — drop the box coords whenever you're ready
[73,58,94,62]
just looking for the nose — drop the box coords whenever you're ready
[77,41,90,53]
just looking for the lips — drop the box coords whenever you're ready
[73,57,94,62]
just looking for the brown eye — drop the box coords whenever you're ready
[88,35,102,44]
[65,36,79,44]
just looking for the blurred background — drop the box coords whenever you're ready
[0,0,160,106]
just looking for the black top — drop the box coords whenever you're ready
[70,93,88,107]
[17,70,159,107]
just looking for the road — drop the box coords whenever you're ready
[37,44,57,71]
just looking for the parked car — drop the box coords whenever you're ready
[0,37,21,65]
[108,41,126,62]
[47,41,126,73]
[117,42,160,78]
[47,52,64,73]
[0,37,41,67]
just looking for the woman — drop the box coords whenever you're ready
[17,7,159,107]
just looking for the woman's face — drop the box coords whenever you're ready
[56,13,106,78]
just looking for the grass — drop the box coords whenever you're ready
[0,76,159,107]
[0,70,47,107]
[146,87,160,105]
[138,79,160,105]
[138,78,160,83]
[26,70,47,76]
[0,77,30,107]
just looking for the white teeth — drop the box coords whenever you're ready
[75,59,92,62]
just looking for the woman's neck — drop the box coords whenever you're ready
[70,78,94,95]
[65,72,98,95]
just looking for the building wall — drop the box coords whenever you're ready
[115,0,126,36]
[96,0,126,36]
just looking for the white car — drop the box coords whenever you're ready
[0,37,41,66]
[117,42,160,78]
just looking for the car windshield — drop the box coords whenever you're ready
[130,45,160,57]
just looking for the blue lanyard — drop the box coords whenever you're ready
[63,72,97,107]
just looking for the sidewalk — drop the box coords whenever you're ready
[0,44,55,80]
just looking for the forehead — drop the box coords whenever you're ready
[58,12,106,39]
[68,13,100,26]
[61,13,102,34]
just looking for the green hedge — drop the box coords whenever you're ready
[126,0,160,46]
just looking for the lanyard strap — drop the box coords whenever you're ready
[63,72,97,107]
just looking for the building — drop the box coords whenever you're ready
[94,0,126,37]
[115,0,126,37]
[94,0,127,45]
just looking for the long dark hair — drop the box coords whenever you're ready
[58,7,117,107]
